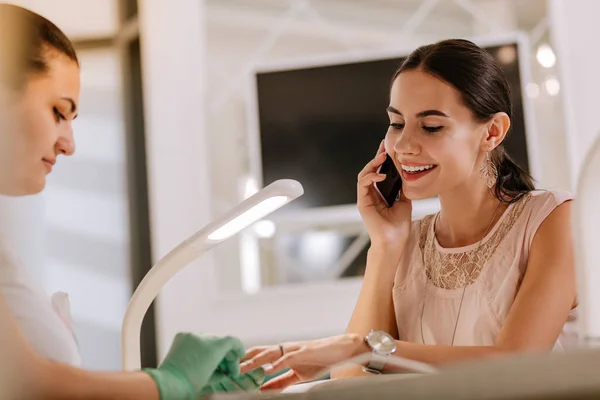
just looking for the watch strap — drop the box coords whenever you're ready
[362,353,387,374]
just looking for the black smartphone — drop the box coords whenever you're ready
[374,153,402,207]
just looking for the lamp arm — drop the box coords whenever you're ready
[121,232,214,371]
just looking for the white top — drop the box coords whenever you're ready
[0,235,80,365]
[393,190,578,349]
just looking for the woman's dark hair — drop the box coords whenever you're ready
[0,4,78,89]
[393,39,535,203]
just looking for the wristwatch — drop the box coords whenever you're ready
[362,329,397,374]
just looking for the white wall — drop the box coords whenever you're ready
[549,0,600,186]
[548,0,600,343]
[137,0,216,358]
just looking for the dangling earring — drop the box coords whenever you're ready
[479,152,498,189]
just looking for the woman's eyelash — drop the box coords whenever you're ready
[53,107,66,121]
[423,126,443,133]
[389,123,443,133]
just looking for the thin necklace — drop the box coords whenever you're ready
[420,200,503,346]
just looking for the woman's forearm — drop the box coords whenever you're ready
[332,246,403,379]
[332,335,504,379]
[383,341,502,373]
[346,246,402,336]
[36,359,159,400]
[336,336,504,374]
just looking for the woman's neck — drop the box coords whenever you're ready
[436,181,505,248]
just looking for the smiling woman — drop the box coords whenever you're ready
[240,39,577,391]
[349,38,575,366]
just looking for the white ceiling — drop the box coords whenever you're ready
[205,0,548,80]
[206,0,547,33]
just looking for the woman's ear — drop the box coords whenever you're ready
[483,112,510,152]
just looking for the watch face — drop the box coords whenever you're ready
[367,330,397,354]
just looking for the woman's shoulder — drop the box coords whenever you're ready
[527,189,574,204]
[519,189,574,223]
[516,189,574,250]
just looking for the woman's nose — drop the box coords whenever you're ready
[394,127,420,156]
[55,130,75,156]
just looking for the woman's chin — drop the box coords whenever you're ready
[401,186,437,201]
[25,177,46,195]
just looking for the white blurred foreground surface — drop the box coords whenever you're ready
[215,349,600,399]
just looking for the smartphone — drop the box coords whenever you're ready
[374,153,402,207]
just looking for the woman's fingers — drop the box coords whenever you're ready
[239,346,282,374]
[358,173,387,209]
[358,172,386,189]
[358,173,387,204]
[267,348,326,377]
[260,370,300,392]
[240,347,265,363]
[265,352,296,375]
[220,370,264,392]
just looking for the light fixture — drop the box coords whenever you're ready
[208,196,288,241]
[536,43,556,68]
[544,77,560,96]
[496,45,517,65]
[121,179,303,371]
[252,219,277,238]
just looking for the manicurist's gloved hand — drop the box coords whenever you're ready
[198,367,265,396]
[143,333,250,400]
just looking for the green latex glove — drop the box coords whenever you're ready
[199,367,265,396]
[143,333,246,400]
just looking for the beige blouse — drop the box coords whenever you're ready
[393,190,578,349]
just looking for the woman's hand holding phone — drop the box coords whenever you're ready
[357,140,412,252]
